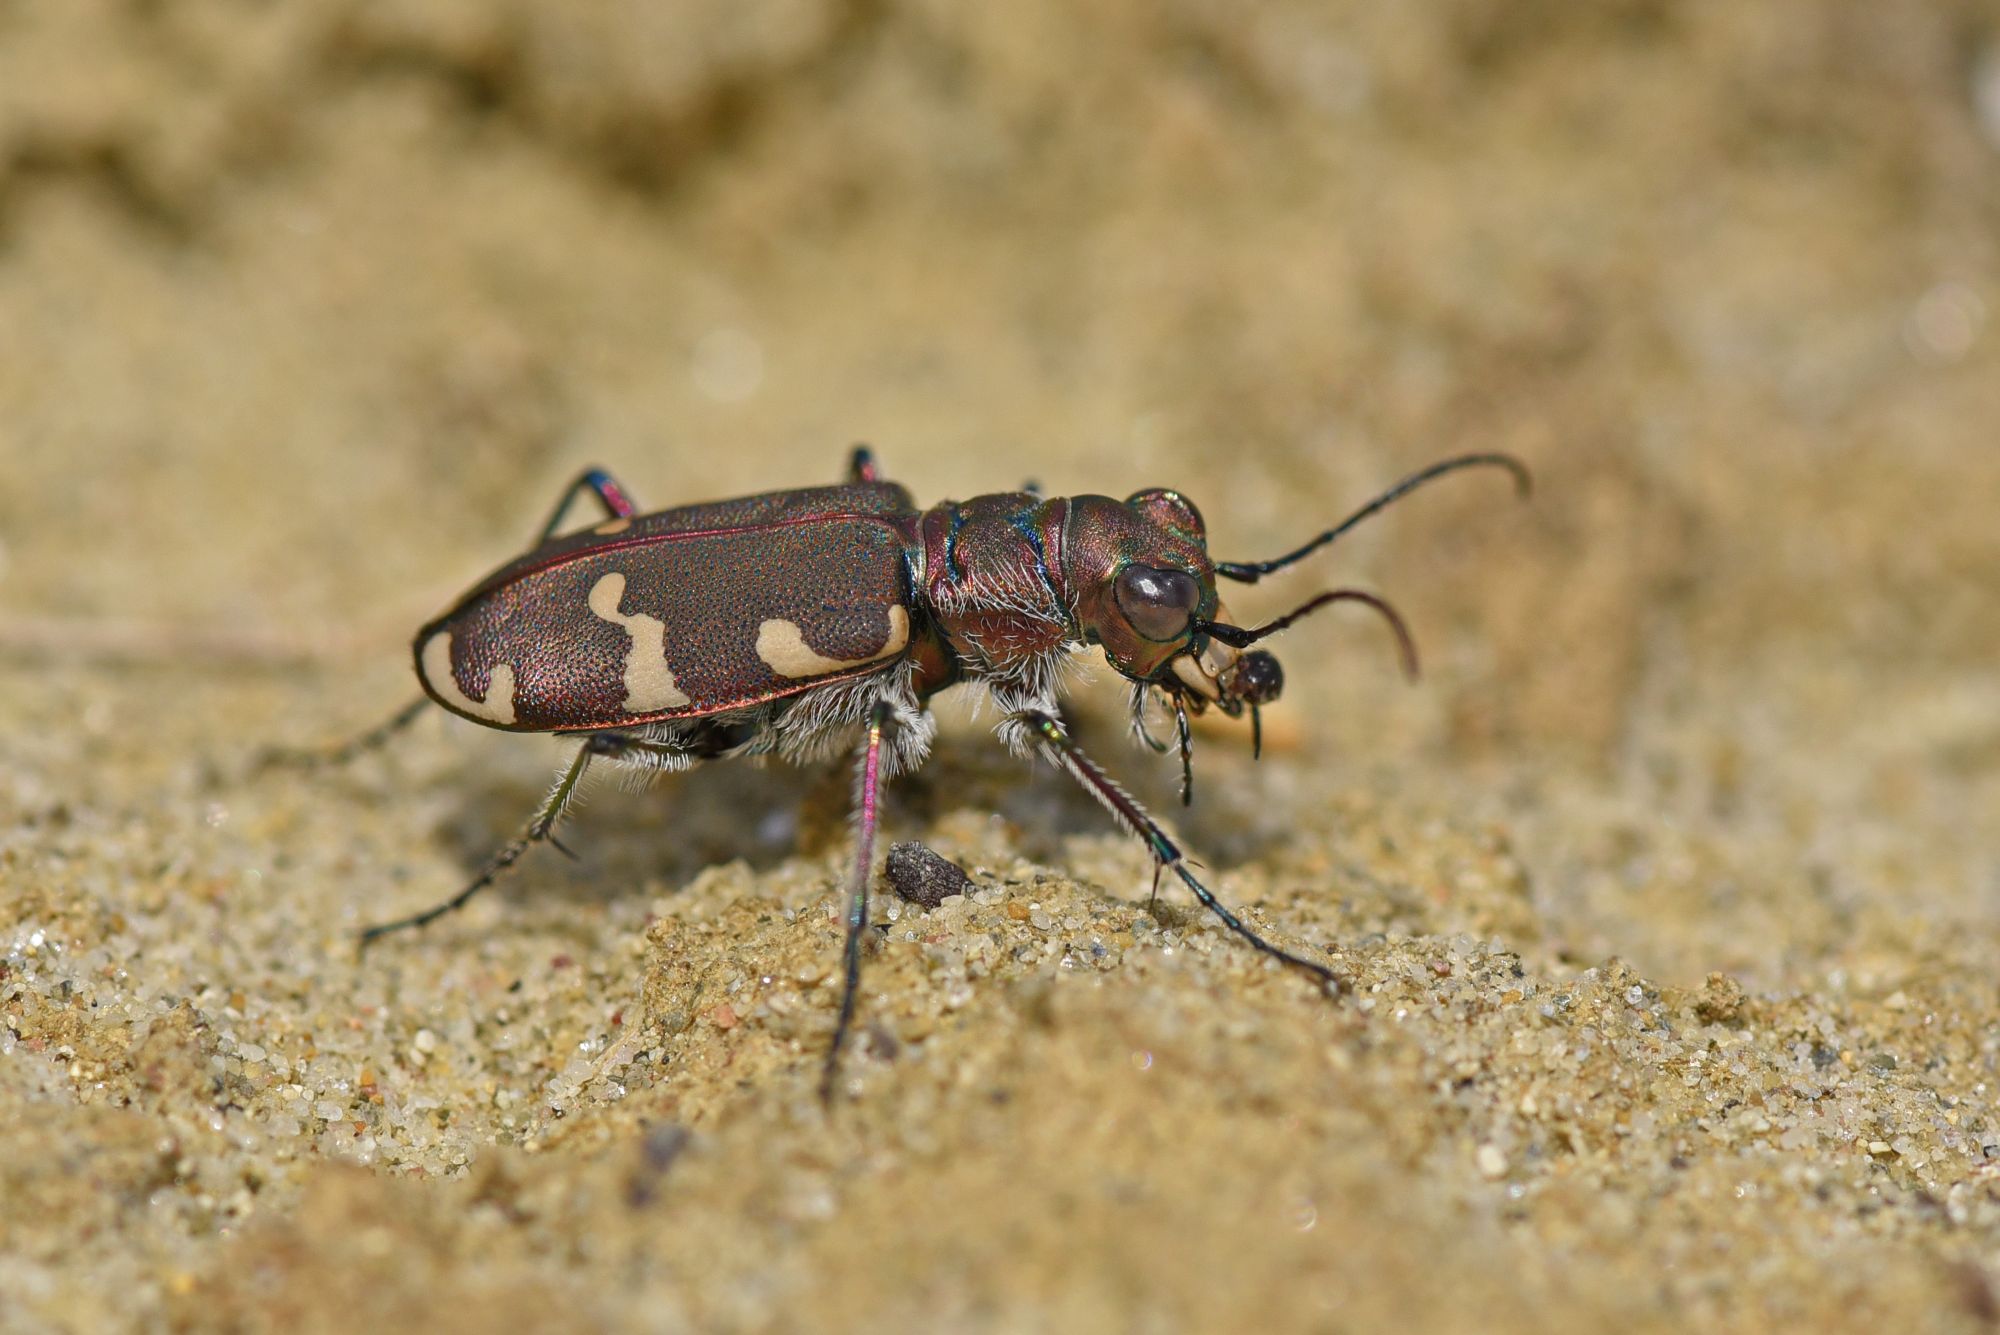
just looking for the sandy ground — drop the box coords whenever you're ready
[4,3,2000,1331]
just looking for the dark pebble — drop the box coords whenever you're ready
[885,842,972,908]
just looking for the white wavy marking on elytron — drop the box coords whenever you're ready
[587,572,693,711]
[756,605,910,678]
[420,632,517,725]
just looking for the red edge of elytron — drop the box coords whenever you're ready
[457,510,920,604]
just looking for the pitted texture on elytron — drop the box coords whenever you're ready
[418,631,517,725]
[418,512,916,731]
[468,481,917,602]
[586,572,692,711]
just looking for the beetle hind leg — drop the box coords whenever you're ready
[360,730,686,944]
[254,696,431,774]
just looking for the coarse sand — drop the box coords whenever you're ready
[4,4,2000,1331]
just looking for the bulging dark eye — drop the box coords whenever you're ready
[1114,565,1201,641]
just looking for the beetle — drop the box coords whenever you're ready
[301,445,1527,1100]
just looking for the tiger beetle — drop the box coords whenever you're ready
[287,446,1527,1101]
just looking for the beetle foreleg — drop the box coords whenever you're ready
[1172,692,1194,808]
[1129,682,1172,755]
[1008,711,1342,993]
[821,698,893,1104]
[535,467,642,545]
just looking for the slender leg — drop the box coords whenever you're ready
[535,467,641,545]
[253,696,430,774]
[1009,711,1341,991]
[358,730,687,944]
[1129,683,1173,755]
[846,445,881,484]
[1173,692,1194,808]
[821,700,892,1103]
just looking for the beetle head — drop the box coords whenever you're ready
[1065,490,1282,713]
[1054,452,1525,804]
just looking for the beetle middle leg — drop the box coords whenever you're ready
[359,730,691,944]
[534,467,642,544]
[845,445,881,484]
[821,698,894,1103]
[1007,710,1342,992]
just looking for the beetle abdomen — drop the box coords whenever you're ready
[416,516,916,732]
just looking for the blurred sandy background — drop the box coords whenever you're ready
[4,3,1999,1331]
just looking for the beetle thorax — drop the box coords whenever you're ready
[918,495,1076,677]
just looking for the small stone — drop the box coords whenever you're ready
[1005,901,1033,922]
[884,843,973,908]
[1476,1144,1508,1178]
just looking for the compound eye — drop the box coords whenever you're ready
[1114,565,1202,642]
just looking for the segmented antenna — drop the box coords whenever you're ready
[1197,589,1420,681]
[1216,453,1530,583]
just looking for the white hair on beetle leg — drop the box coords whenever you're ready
[1126,680,1167,750]
[768,661,935,777]
[971,641,1084,754]
[544,752,590,823]
[607,739,699,793]
[1048,738,1162,853]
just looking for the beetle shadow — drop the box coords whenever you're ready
[424,753,834,920]
[421,712,1296,925]
[882,713,1300,872]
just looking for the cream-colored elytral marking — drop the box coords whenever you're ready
[421,632,518,725]
[756,605,909,678]
[587,572,693,711]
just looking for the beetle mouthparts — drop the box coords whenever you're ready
[1229,650,1284,706]
[1171,602,1245,700]
[1171,652,1221,701]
